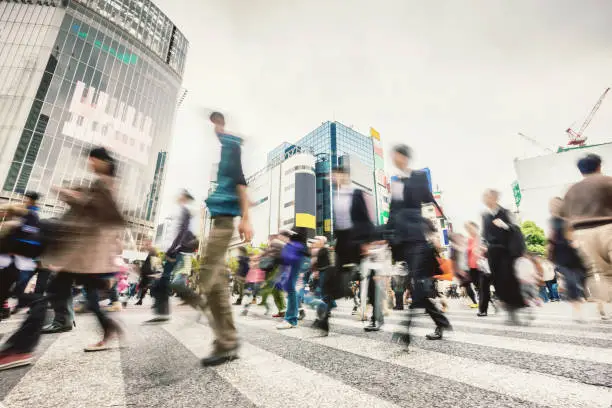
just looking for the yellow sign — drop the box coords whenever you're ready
[370,127,380,141]
[295,213,316,229]
[324,219,332,232]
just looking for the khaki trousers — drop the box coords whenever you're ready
[198,216,237,350]
[573,224,612,302]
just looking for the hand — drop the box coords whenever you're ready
[492,218,509,229]
[239,218,253,242]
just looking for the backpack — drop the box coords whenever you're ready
[4,209,43,258]
[180,230,199,253]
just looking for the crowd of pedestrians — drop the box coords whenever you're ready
[0,111,611,373]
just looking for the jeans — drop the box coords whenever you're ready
[284,262,302,326]
[545,280,560,301]
[153,254,180,315]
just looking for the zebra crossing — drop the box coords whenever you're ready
[1,299,611,408]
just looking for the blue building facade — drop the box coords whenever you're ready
[270,121,377,238]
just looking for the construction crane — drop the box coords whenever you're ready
[517,132,554,154]
[566,87,610,146]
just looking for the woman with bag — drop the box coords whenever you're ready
[0,147,126,371]
[482,189,526,325]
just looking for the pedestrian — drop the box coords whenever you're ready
[449,232,478,309]
[232,247,249,305]
[465,221,496,316]
[482,189,526,325]
[241,254,264,316]
[147,189,196,322]
[135,240,160,305]
[314,163,375,335]
[386,145,452,345]
[173,111,253,366]
[548,197,587,321]
[259,233,289,316]
[0,146,126,370]
[0,191,43,319]
[562,154,612,320]
[276,227,309,330]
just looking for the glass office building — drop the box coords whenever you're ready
[272,121,378,238]
[0,0,187,247]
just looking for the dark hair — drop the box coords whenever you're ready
[88,146,117,177]
[393,144,412,158]
[24,191,40,202]
[577,154,602,175]
[210,111,224,122]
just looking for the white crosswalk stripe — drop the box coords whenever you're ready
[1,299,611,408]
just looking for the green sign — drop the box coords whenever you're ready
[72,24,139,65]
[512,181,522,207]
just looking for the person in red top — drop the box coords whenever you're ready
[466,221,496,316]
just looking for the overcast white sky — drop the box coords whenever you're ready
[154,0,612,229]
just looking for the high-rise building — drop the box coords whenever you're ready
[0,0,188,248]
[270,121,388,238]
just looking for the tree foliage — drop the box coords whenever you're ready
[521,220,546,256]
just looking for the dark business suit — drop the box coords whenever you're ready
[483,208,524,310]
[387,171,451,331]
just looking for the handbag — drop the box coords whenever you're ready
[508,224,526,258]
[478,257,491,275]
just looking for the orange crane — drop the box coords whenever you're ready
[566,87,610,146]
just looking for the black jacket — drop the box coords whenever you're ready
[387,171,441,244]
[334,189,374,267]
[482,207,513,249]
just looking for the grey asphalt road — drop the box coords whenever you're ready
[1,299,611,408]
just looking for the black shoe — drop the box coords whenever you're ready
[298,309,306,320]
[391,332,411,348]
[351,306,358,315]
[426,326,444,340]
[0,308,10,320]
[233,300,242,306]
[201,346,239,367]
[477,312,488,317]
[41,323,73,334]
[364,321,382,332]
[135,300,143,306]
[312,319,329,335]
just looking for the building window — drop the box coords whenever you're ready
[283,218,294,226]
[284,201,294,208]
[284,183,295,191]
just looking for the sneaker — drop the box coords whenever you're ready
[351,306,358,315]
[144,315,171,324]
[312,319,329,335]
[469,304,479,309]
[0,352,33,371]
[84,340,111,352]
[391,332,411,348]
[135,300,143,306]
[477,312,488,317]
[41,323,73,334]
[602,315,611,321]
[276,321,296,330]
[201,345,239,367]
[272,311,286,318]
